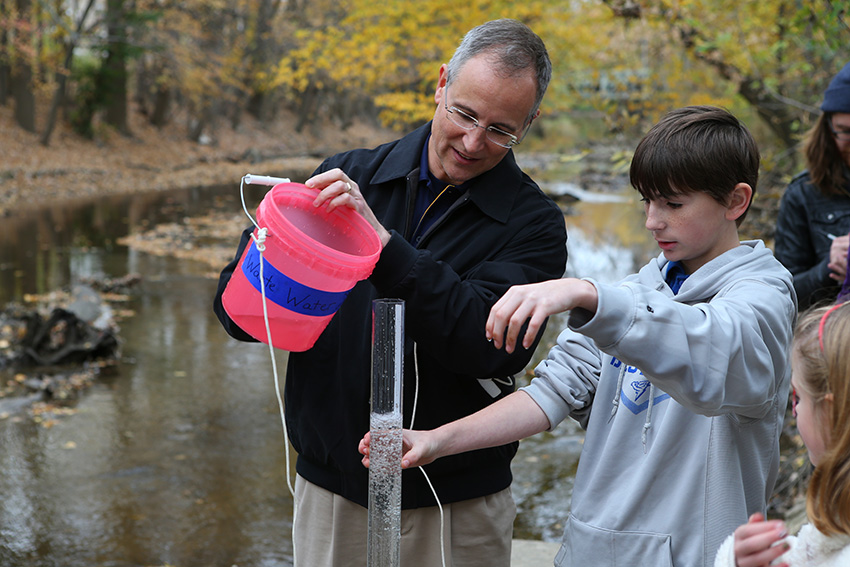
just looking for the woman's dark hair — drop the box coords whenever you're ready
[630,105,760,225]
[804,113,849,197]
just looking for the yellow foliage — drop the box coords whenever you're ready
[4,0,844,147]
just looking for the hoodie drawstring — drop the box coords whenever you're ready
[609,363,655,452]
[642,384,655,452]
[609,364,627,421]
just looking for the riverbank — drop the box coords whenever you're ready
[0,103,397,216]
[0,102,782,244]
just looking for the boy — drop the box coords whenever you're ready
[360,106,797,566]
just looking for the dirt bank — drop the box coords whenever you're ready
[0,103,397,216]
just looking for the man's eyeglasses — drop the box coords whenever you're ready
[443,86,523,149]
[829,118,850,141]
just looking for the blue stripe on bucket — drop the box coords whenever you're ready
[241,241,351,316]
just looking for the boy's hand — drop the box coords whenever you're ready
[359,429,442,470]
[486,278,598,353]
[732,513,789,567]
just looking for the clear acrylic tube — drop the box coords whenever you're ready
[368,299,404,567]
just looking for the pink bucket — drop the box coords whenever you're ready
[222,182,381,351]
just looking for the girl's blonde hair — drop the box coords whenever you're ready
[793,303,850,536]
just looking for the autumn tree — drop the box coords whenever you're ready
[40,0,96,145]
[600,0,850,172]
[99,0,130,134]
[3,0,848,175]
[272,0,596,131]
[8,0,36,132]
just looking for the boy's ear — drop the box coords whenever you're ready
[726,183,753,222]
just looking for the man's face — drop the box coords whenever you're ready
[428,55,538,185]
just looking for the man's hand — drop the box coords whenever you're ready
[306,168,392,247]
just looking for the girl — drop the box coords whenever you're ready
[715,303,850,566]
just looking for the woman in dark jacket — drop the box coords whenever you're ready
[775,61,850,309]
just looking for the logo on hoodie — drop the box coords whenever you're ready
[610,357,670,414]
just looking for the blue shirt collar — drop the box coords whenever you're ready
[665,261,690,295]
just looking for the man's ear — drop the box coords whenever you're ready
[726,183,753,222]
[435,64,448,105]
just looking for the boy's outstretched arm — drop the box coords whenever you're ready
[359,391,550,469]
[486,278,598,353]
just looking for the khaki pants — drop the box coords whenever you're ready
[293,474,516,567]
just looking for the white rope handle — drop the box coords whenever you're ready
[239,175,298,565]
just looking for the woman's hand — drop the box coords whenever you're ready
[828,234,849,281]
[305,168,391,247]
[731,513,789,567]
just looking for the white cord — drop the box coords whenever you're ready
[240,176,298,566]
[240,175,443,567]
[411,342,447,567]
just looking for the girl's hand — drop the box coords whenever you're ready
[732,513,789,567]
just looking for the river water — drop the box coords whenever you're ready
[0,180,656,566]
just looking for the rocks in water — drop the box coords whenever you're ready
[0,280,133,416]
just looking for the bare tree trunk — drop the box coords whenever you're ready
[12,0,35,132]
[41,0,97,146]
[11,62,34,131]
[102,0,130,135]
[150,84,171,127]
[0,63,8,105]
[245,0,280,121]
[0,0,9,105]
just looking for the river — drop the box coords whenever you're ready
[0,179,657,566]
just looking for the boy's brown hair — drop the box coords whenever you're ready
[629,105,760,226]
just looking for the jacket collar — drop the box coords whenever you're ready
[370,121,525,224]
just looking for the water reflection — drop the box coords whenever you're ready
[2,258,297,567]
[0,185,657,565]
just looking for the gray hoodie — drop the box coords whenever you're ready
[522,241,797,567]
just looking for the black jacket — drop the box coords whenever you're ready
[774,170,850,309]
[214,122,568,508]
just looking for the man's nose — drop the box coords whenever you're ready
[462,126,488,152]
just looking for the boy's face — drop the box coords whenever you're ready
[643,189,743,274]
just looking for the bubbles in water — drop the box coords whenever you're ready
[368,411,402,566]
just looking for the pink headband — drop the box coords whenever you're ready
[818,303,845,351]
